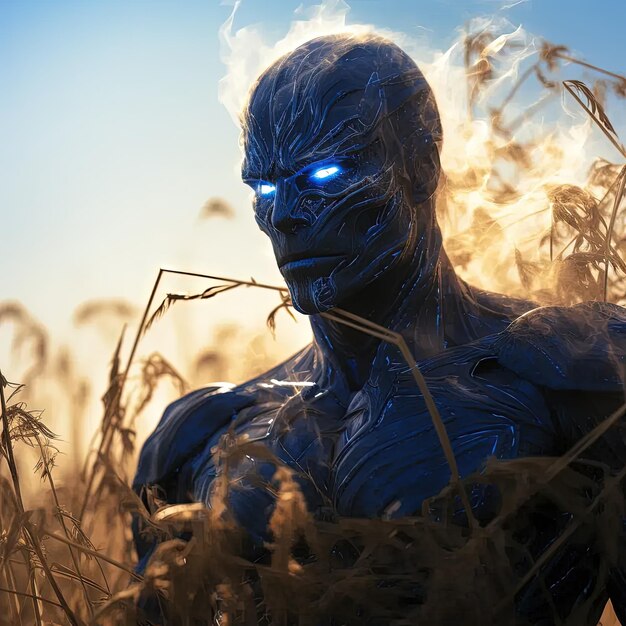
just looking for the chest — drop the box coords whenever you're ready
[331,363,556,518]
[190,359,557,525]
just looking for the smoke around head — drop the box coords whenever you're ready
[238,33,448,315]
[220,1,622,305]
[218,1,400,127]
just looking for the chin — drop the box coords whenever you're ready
[286,275,340,315]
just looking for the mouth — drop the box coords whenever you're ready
[278,253,345,272]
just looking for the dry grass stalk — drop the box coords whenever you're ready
[604,166,626,299]
[0,372,80,625]
[140,272,477,529]
[563,80,626,159]
[2,24,626,626]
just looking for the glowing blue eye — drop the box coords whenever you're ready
[311,165,341,181]
[257,182,276,196]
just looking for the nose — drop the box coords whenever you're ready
[270,179,313,234]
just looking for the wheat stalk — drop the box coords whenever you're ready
[0,373,80,625]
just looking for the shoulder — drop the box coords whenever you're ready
[132,384,254,490]
[133,345,317,490]
[420,300,626,394]
[492,301,626,392]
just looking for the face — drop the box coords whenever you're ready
[242,137,416,314]
[240,35,442,315]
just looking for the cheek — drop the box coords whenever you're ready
[297,194,328,221]
[253,197,273,232]
[339,177,408,244]
[358,197,409,251]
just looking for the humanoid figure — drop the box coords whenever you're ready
[133,34,626,624]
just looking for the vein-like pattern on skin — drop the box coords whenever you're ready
[133,33,626,625]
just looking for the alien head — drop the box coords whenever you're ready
[241,34,443,314]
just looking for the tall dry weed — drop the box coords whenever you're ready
[1,25,626,626]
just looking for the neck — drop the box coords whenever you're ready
[310,209,450,392]
[304,206,537,394]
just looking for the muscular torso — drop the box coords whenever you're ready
[134,302,626,625]
[186,340,559,525]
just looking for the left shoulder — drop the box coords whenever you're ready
[493,301,626,392]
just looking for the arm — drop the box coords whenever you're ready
[548,387,626,624]
[493,302,626,622]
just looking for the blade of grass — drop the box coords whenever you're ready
[563,81,626,159]
[603,166,626,300]
[0,567,21,624]
[79,268,290,523]
[1,371,80,626]
[78,268,164,522]
[1,373,41,624]
[322,307,478,531]
[555,51,626,84]
[43,530,142,580]
[27,569,43,626]
[493,459,626,618]
[0,585,64,610]
[33,429,94,615]
[1,374,26,511]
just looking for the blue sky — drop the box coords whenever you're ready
[1,0,625,338]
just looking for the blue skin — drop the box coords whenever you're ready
[133,35,626,624]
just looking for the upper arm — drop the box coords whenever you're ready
[131,386,255,572]
[492,302,626,619]
[547,387,626,622]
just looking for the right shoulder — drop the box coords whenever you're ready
[132,344,318,491]
[132,384,255,490]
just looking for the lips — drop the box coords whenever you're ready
[278,252,345,272]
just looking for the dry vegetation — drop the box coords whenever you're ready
[2,24,626,626]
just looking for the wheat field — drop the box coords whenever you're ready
[2,22,626,626]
